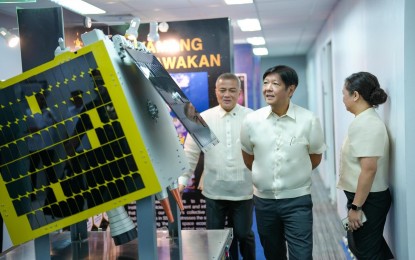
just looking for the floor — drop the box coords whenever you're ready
[0,172,348,260]
[253,173,347,260]
[310,173,347,260]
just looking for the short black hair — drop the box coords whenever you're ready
[263,65,298,89]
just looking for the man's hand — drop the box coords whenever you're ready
[178,184,186,196]
[309,153,322,170]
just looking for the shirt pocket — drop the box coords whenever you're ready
[289,136,309,146]
[286,136,309,155]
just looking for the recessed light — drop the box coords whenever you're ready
[224,0,253,5]
[246,37,265,45]
[50,0,106,15]
[237,19,261,32]
[253,47,268,56]
[0,0,36,2]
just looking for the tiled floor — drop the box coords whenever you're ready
[253,173,347,260]
[311,173,347,260]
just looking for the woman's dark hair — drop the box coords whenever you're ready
[345,72,387,107]
[263,65,298,89]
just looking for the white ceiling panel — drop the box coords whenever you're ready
[0,0,339,56]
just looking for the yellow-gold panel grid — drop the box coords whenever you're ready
[0,40,162,245]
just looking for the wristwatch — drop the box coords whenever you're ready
[351,204,362,211]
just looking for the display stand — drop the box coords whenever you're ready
[29,193,183,260]
[136,190,184,260]
[34,234,49,260]
[136,195,158,259]
[2,194,232,259]
[2,228,232,259]
[167,189,183,260]
[70,221,88,242]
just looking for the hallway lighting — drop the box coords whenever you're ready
[253,47,268,56]
[125,18,141,41]
[246,36,265,45]
[0,0,36,2]
[225,0,253,4]
[158,21,169,33]
[50,0,106,15]
[237,19,261,31]
[0,27,19,47]
[147,21,160,42]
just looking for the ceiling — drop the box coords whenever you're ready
[0,0,339,57]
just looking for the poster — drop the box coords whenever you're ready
[236,73,248,107]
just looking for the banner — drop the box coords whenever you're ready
[17,7,64,72]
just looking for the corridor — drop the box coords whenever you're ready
[311,173,348,260]
[253,172,349,260]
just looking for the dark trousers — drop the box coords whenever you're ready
[254,195,313,260]
[205,197,256,260]
[345,189,394,260]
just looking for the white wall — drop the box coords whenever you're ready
[0,37,21,81]
[307,0,414,259]
[403,0,415,256]
[0,13,21,80]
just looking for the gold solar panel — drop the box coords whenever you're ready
[0,40,166,245]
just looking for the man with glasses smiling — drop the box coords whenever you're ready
[179,73,256,260]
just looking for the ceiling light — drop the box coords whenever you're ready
[147,21,160,42]
[0,27,20,47]
[253,47,268,56]
[158,22,169,33]
[237,19,261,31]
[50,0,106,15]
[125,18,141,41]
[246,37,265,45]
[224,0,253,4]
[0,0,36,2]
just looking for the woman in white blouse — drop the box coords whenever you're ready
[337,72,394,259]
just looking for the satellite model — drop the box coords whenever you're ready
[0,28,218,246]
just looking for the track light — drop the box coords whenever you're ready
[147,21,160,42]
[158,21,169,33]
[125,18,140,41]
[0,27,19,47]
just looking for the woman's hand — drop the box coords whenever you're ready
[348,209,364,231]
